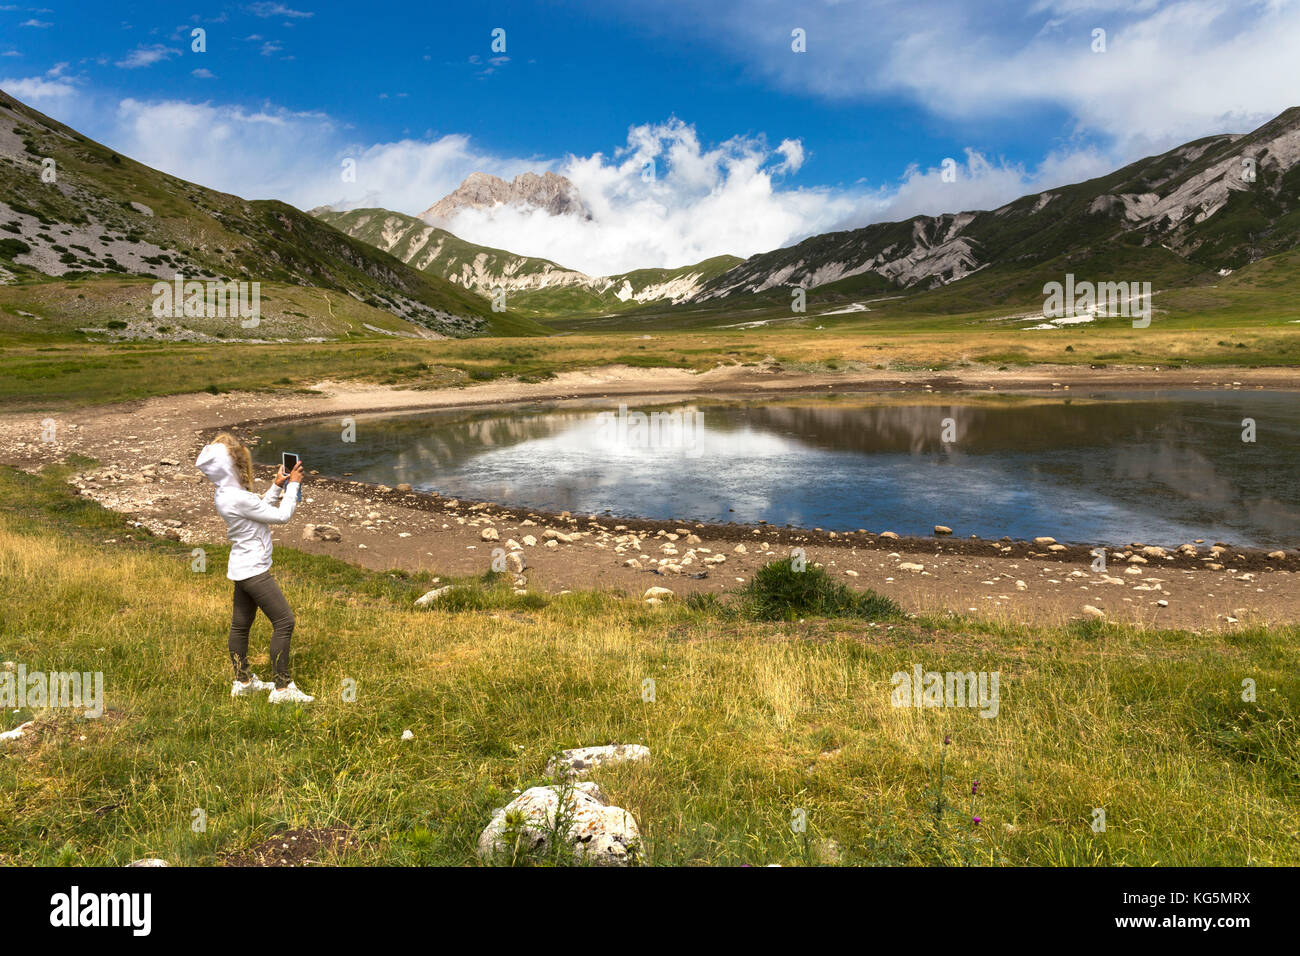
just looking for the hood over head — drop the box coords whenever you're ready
[196,442,244,491]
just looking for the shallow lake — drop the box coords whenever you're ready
[254,389,1300,547]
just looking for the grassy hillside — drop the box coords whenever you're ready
[0,276,447,344]
[0,92,548,339]
[505,254,744,319]
[1,464,1296,865]
[313,207,586,292]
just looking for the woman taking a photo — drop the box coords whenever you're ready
[195,433,314,704]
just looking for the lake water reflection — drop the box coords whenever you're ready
[254,390,1300,547]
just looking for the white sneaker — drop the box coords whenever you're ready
[231,674,275,697]
[268,682,314,704]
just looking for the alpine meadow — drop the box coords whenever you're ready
[0,1,1296,933]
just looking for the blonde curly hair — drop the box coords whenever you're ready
[212,432,254,491]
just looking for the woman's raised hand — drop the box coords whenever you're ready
[289,461,305,484]
[274,465,288,487]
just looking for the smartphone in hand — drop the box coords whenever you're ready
[281,451,302,502]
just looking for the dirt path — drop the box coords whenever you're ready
[2,362,1297,631]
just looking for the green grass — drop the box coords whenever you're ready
[1,464,1297,866]
[4,313,1300,413]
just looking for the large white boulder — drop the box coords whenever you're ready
[477,781,641,866]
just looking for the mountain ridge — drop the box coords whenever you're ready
[691,107,1300,306]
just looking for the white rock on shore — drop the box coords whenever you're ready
[302,524,342,542]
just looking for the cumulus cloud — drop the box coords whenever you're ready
[0,75,78,106]
[97,97,534,216]
[439,119,848,274]
[19,89,857,274]
[629,0,1300,160]
[116,45,182,69]
[852,145,1117,226]
[247,2,313,17]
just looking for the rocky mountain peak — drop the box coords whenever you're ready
[420,170,589,223]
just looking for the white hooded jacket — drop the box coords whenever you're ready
[195,442,300,581]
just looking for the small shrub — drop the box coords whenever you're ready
[739,558,903,622]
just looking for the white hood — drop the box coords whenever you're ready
[196,442,244,490]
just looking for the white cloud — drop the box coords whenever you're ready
[647,0,1300,161]
[773,138,804,174]
[95,98,528,218]
[439,120,848,274]
[247,2,313,17]
[0,75,77,106]
[116,45,181,69]
[846,145,1116,227]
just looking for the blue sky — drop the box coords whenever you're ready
[4,1,1299,273]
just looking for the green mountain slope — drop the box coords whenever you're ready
[0,91,547,338]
